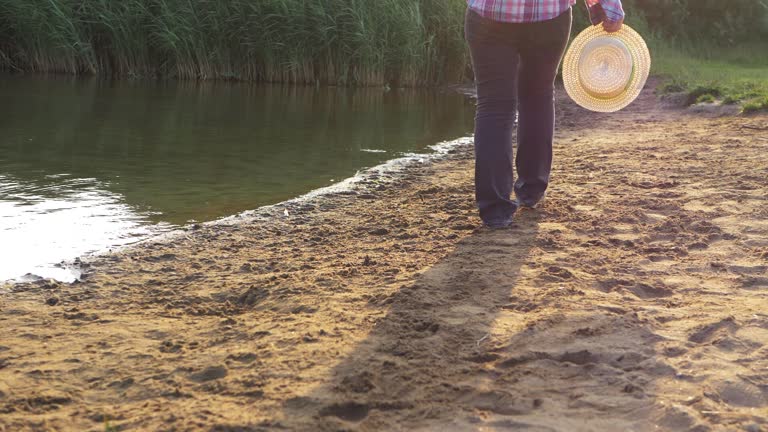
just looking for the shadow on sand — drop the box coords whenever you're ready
[273,202,678,431]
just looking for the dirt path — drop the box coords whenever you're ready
[1,85,767,432]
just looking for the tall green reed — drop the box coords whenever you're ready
[1,0,764,86]
[0,0,470,86]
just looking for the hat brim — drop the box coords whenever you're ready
[563,24,651,113]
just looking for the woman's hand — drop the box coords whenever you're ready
[602,17,624,33]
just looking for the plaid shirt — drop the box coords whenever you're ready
[467,0,624,24]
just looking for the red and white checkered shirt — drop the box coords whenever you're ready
[467,0,624,24]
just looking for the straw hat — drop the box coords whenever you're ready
[562,24,651,113]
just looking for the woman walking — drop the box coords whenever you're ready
[465,0,624,228]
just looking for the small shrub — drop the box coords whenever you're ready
[742,98,768,114]
[686,84,722,105]
[660,80,687,94]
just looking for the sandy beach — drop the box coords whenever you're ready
[1,84,767,431]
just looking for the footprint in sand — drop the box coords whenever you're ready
[741,276,768,290]
[461,389,538,416]
[628,282,675,299]
[735,326,768,346]
[650,404,703,431]
[338,371,375,393]
[226,352,258,364]
[189,365,228,382]
[713,379,767,408]
[688,317,738,344]
[318,402,370,422]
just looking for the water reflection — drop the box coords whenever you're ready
[0,75,474,280]
[0,174,170,281]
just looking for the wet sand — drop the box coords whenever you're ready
[1,84,767,431]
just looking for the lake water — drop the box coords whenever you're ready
[0,75,474,282]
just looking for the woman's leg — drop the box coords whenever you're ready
[465,9,521,227]
[514,8,573,206]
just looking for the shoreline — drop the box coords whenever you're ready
[2,87,767,431]
[3,136,475,286]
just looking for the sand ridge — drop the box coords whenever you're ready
[1,85,767,431]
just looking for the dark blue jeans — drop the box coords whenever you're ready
[465,8,572,226]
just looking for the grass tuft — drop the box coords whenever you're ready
[743,98,768,114]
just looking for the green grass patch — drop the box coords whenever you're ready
[651,40,768,112]
[695,94,716,104]
[743,97,768,114]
